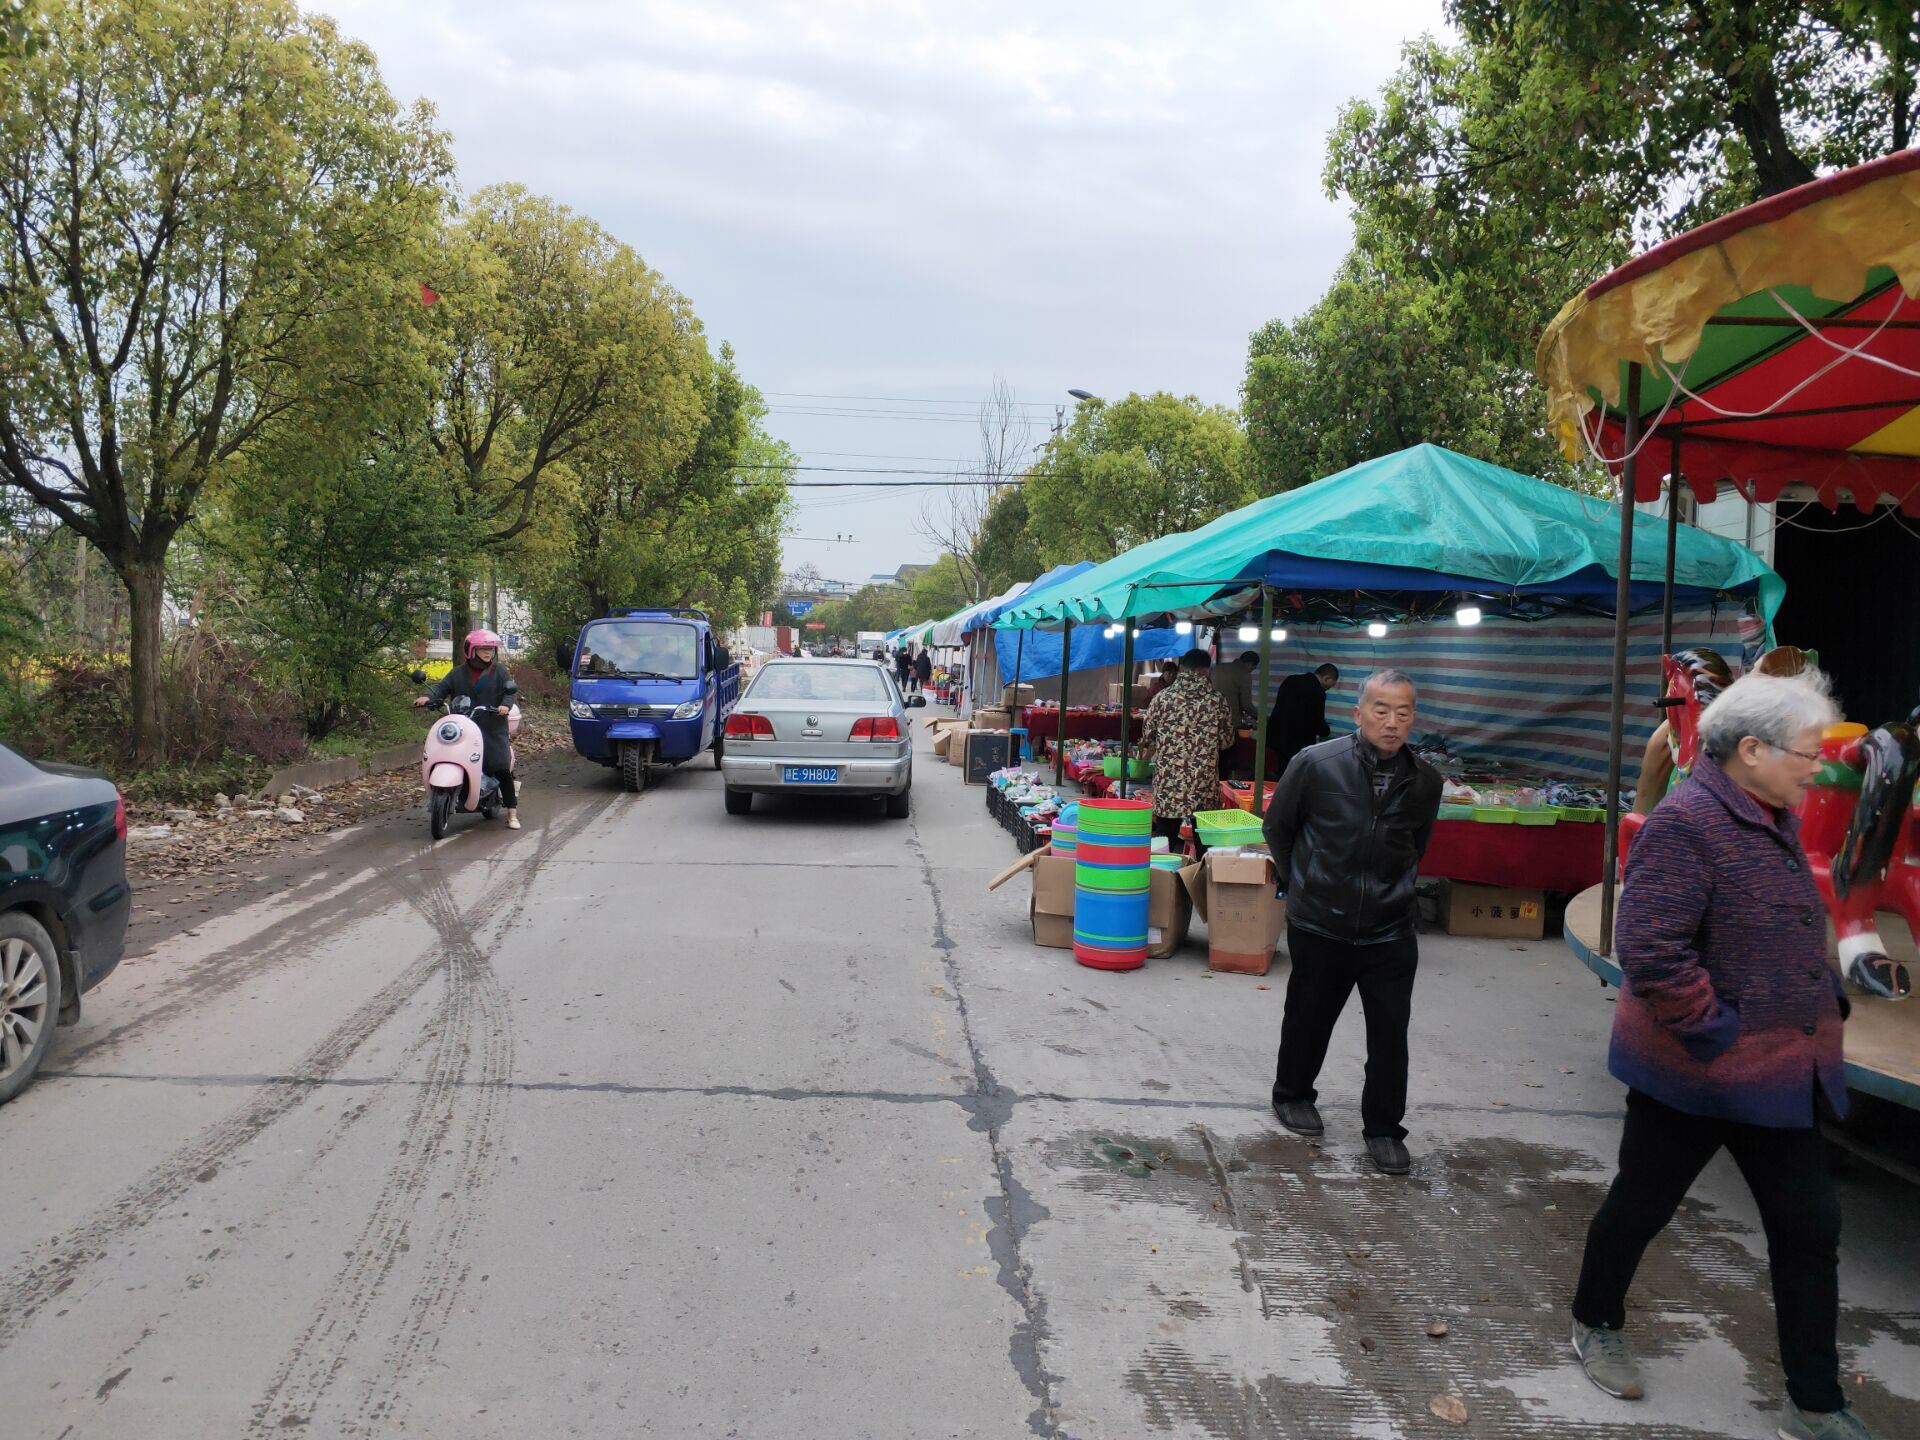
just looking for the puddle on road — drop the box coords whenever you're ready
[1041,1128,1920,1439]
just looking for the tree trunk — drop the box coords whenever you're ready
[448,563,473,647]
[123,557,168,769]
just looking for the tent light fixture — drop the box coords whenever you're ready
[1238,624,1259,642]
[1270,627,1286,643]
[1174,620,1193,635]
[1456,605,1483,626]
[1367,621,1389,638]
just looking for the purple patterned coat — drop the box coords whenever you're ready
[1609,756,1850,1128]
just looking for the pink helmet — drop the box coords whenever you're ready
[464,627,502,662]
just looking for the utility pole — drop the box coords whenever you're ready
[1053,405,1064,438]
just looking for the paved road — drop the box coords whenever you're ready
[3,722,1916,1438]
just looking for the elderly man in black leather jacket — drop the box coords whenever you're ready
[1262,668,1442,1175]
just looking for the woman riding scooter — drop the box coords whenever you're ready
[416,629,522,830]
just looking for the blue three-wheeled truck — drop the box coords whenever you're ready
[567,608,742,792]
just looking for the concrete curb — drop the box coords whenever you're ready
[264,741,421,798]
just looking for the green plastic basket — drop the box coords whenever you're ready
[1436,803,1474,821]
[1471,806,1518,825]
[1514,808,1559,826]
[1555,805,1603,823]
[1193,808,1265,847]
[1100,755,1153,779]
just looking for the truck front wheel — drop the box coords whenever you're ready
[619,742,649,794]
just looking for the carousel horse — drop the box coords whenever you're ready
[1807,718,1919,1000]
[1619,649,1730,866]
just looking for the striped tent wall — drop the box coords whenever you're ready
[1240,607,1768,784]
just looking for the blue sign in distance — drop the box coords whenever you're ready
[787,599,815,617]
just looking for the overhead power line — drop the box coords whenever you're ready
[762,390,1060,411]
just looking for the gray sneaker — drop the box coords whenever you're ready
[1571,1319,1644,1400]
[1777,1396,1876,1439]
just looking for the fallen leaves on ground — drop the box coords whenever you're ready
[124,718,573,886]
[1428,1393,1469,1424]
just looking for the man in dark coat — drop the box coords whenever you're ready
[1265,663,1338,777]
[416,628,521,829]
[914,648,933,692]
[1263,669,1442,1175]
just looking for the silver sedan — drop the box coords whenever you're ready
[719,658,925,817]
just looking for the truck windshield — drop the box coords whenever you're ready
[577,621,698,680]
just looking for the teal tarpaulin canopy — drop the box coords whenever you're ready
[994,444,1783,629]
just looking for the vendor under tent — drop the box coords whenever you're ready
[1537,147,1920,1109]
[994,442,1780,813]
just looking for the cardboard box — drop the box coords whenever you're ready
[1002,683,1036,707]
[974,705,1012,732]
[1198,850,1285,975]
[1030,854,1077,949]
[930,718,968,758]
[1147,863,1199,958]
[963,729,1013,782]
[1439,882,1545,940]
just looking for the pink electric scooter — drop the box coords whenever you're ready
[413,676,521,841]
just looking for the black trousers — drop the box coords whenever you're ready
[1573,1089,1844,1413]
[1271,925,1417,1139]
[1151,814,1208,859]
[490,765,517,809]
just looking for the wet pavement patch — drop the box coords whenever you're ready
[1038,1127,1920,1439]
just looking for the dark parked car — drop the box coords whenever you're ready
[0,741,130,1104]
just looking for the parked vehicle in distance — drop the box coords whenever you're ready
[719,657,925,817]
[0,741,131,1104]
[568,608,742,792]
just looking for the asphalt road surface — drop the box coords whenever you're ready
[3,723,1917,1438]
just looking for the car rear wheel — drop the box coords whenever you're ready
[724,786,753,815]
[884,784,911,819]
[0,912,62,1105]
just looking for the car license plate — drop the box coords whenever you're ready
[784,766,839,784]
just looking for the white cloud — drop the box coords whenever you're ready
[320,0,1450,584]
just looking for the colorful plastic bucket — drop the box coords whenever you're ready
[1074,798,1152,970]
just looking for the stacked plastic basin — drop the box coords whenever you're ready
[1072,798,1152,970]
[1050,802,1079,857]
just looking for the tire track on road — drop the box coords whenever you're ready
[0,792,610,1357]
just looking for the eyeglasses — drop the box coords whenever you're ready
[1764,740,1821,764]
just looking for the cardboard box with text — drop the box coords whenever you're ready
[1030,854,1077,949]
[1199,850,1285,975]
[1439,882,1545,940]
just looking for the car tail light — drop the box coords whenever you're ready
[725,712,775,738]
[114,790,127,839]
[850,716,901,740]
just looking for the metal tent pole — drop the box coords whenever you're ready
[1600,364,1644,958]
[1251,588,1275,817]
[1663,434,1680,655]
[1119,614,1137,798]
[1054,618,1072,786]
[1012,628,1025,758]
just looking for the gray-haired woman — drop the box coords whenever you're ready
[1571,671,1877,1439]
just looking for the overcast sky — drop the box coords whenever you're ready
[325,0,1450,592]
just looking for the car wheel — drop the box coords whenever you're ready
[724,787,753,815]
[620,742,649,794]
[884,785,911,819]
[0,911,62,1106]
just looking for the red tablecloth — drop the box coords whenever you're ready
[1417,819,1604,892]
[1021,705,1144,743]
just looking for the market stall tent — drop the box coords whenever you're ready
[994,444,1780,629]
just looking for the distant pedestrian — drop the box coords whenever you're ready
[895,648,913,689]
[1568,672,1874,1440]
[914,648,933,694]
[1211,650,1260,778]
[1263,669,1441,1175]
[1138,649,1236,852]
[1265,663,1338,778]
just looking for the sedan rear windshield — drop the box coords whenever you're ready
[577,621,698,679]
[749,665,892,702]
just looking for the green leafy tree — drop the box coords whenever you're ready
[204,426,470,738]
[1327,3,1920,361]
[432,184,707,639]
[0,0,450,764]
[972,486,1045,592]
[1023,393,1251,565]
[1244,259,1570,494]
[907,553,975,619]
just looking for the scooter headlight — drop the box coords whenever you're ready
[569,700,593,719]
[437,721,463,744]
[671,700,703,720]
